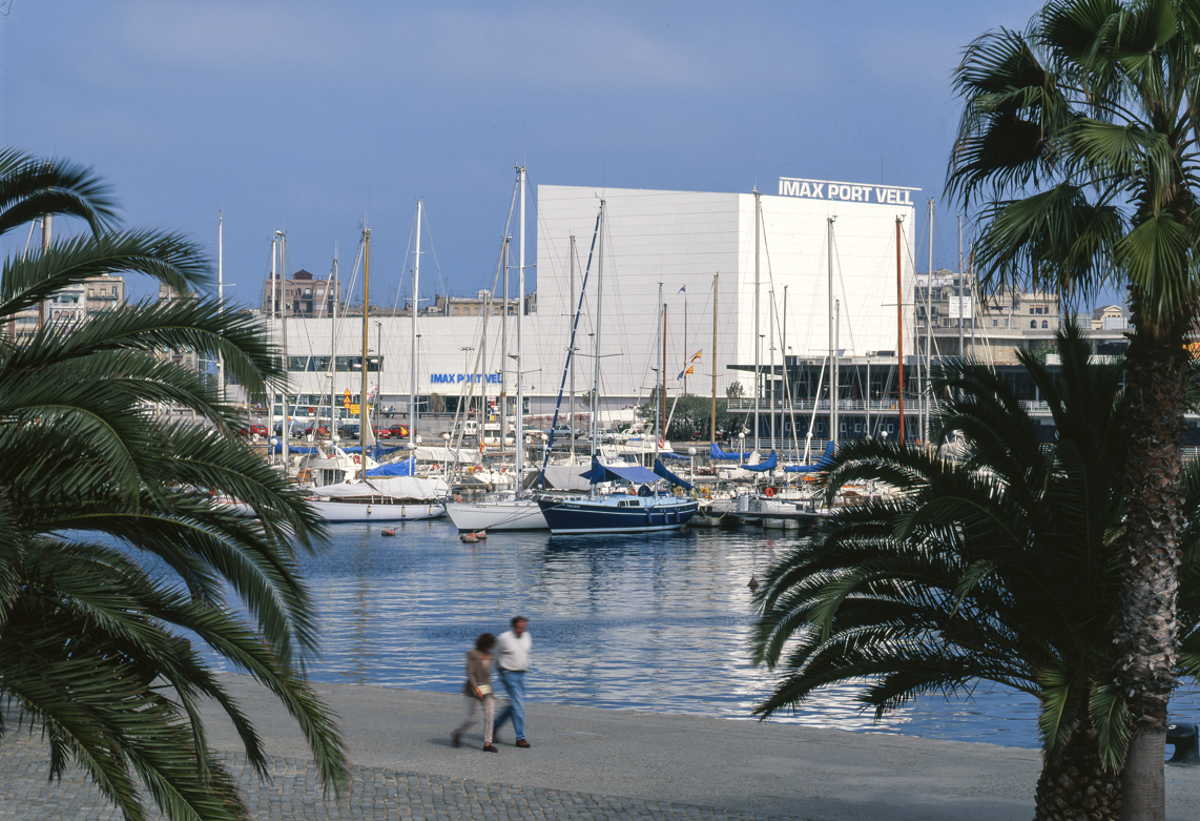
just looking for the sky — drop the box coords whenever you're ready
[0,0,1053,308]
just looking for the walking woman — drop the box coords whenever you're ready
[452,633,498,752]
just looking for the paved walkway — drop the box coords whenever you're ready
[4,675,1200,820]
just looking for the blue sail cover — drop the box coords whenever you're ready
[581,457,660,485]
[653,458,694,490]
[365,457,416,477]
[783,442,837,473]
[267,444,320,455]
[710,443,754,460]
[342,444,408,459]
[658,450,690,460]
[742,451,778,472]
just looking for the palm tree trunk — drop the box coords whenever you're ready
[1034,719,1121,821]
[1115,317,1189,821]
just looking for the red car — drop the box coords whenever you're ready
[374,426,390,439]
[238,423,268,438]
[388,424,410,439]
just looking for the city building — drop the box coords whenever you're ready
[7,273,126,340]
[262,269,338,318]
[261,178,921,433]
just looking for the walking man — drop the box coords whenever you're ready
[493,616,532,748]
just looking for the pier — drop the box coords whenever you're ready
[6,674,1200,820]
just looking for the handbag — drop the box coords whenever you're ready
[478,683,492,696]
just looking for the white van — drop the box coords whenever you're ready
[452,420,479,440]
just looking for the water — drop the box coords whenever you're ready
[203,521,1198,750]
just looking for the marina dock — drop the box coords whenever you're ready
[6,674,1200,820]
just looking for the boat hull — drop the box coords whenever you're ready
[309,498,446,522]
[446,499,548,532]
[536,494,698,535]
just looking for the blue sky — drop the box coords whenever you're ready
[0,0,1051,307]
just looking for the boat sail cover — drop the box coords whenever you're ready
[579,457,693,490]
[709,443,754,461]
[310,475,447,499]
[581,457,659,486]
[783,442,837,473]
[365,457,416,477]
[653,458,693,490]
[742,451,778,473]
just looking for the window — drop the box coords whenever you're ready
[993,319,998,327]
[1042,320,1049,329]
[1031,320,1037,329]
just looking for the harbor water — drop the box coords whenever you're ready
[204,520,1198,750]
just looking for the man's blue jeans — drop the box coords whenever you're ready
[493,668,526,740]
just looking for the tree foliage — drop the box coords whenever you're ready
[948,2,1200,814]
[0,148,347,821]
[752,326,1200,820]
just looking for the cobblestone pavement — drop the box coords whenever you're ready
[0,730,807,821]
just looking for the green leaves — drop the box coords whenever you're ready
[751,326,1140,773]
[0,148,347,821]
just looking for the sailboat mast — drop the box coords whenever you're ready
[278,231,290,474]
[330,251,338,437]
[769,288,775,451]
[218,211,225,403]
[410,202,421,446]
[926,198,935,442]
[828,216,838,447]
[361,228,372,449]
[592,200,606,471]
[753,189,761,452]
[711,273,718,443]
[569,234,577,455]
[896,216,906,443]
[516,165,526,479]
[661,295,667,450]
[499,235,509,446]
[268,237,277,452]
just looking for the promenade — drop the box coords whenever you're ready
[4,674,1200,820]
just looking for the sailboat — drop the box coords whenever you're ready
[308,226,446,522]
[447,166,547,532]
[536,200,698,535]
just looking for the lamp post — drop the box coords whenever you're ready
[688,446,697,482]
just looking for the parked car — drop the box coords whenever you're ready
[388,424,410,439]
[237,423,269,438]
[305,423,330,437]
[373,425,389,439]
[338,423,361,439]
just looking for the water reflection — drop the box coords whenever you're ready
[198,521,1199,749]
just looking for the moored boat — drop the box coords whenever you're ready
[535,458,698,535]
[307,476,447,522]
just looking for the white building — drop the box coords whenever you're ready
[267,180,919,427]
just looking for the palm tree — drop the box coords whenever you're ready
[0,149,347,820]
[752,327,1200,821]
[947,2,1200,815]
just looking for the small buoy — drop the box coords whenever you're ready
[747,577,759,592]
[461,532,478,543]
[381,529,396,537]
[475,530,487,540]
